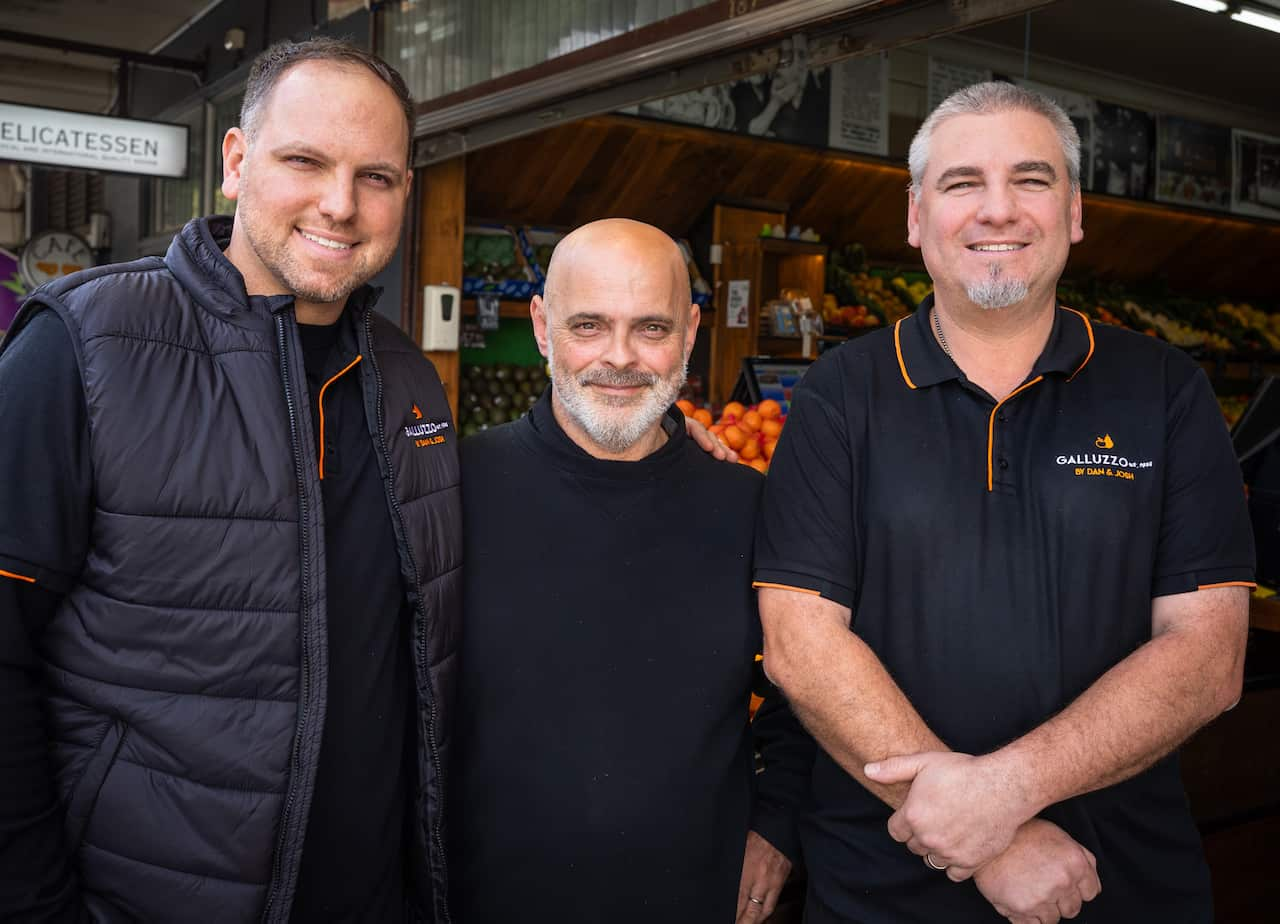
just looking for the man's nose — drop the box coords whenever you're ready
[317,175,357,224]
[975,182,1019,226]
[599,326,638,368]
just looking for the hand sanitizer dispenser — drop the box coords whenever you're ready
[421,284,461,351]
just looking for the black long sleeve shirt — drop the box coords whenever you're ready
[451,391,811,921]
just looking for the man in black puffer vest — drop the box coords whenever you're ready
[0,39,459,923]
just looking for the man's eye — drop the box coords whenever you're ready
[1018,178,1050,188]
[573,322,598,332]
[288,156,315,166]
[365,173,390,186]
[946,182,975,192]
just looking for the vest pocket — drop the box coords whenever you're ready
[65,718,128,849]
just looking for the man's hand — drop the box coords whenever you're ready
[972,819,1100,923]
[865,750,1033,877]
[684,414,739,462]
[736,830,791,923]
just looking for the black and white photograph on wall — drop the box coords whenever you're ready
[1090,101,1155,199]
[1015,79,1095,184]
[927,57,992,112]
[629,33,831,147]
[1156,115,1232,210]
[1232,129,1280,219]
[631,84,737,131]
[728,34,830,146]
[827,52,889,157]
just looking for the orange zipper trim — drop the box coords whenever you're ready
[317,354,363,480]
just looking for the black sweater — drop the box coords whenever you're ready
[452,391,772,922]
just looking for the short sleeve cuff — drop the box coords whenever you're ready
[753,569,854,608]
[1152,566,1256,598]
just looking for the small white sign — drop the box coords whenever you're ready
[828,53,889,158]
[726,279,751,329]
[927,58,992,112]
[0,102,189,178]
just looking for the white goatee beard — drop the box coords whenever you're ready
[966,264,1029,311]
[546,339,687,455]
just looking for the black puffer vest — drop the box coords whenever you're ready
[14,217,460,922]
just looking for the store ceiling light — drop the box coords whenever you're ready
[1168,0,1227,11]
[1169,0,1280,34]
[1233,8,1280,31]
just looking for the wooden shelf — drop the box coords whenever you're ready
[759,238,828,256]
[461,298,532,320]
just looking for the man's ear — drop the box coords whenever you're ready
[531,295,549,358]
[906,187,922,249]
[684,302,700,363]
[221,127,249,201]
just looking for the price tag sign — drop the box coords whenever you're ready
[461,323,487,350]
[726,279,751,329]
[476,293,501,331]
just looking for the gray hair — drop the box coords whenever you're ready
[239,37,414,164]
[908,81,1081,193]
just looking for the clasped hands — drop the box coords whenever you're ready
[864,752,1101,923]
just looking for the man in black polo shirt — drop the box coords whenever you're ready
[755,82,1254,923]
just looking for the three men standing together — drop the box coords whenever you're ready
[0,35,1253,924]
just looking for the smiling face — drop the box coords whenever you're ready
[221,59,411,321]
[531,220,698,460]
[907,108,1083,314]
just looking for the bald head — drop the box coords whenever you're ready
[531,218,699,461]
[542,219,691,317]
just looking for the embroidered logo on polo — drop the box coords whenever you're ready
[1056,434,1152,482]
[405,410,450,448]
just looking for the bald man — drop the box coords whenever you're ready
[449,220,799,922]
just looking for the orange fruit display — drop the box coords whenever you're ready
[760,418,783,439]
[741,409,763,432]
[748,458,769,474]
[720,401,746,422]
[676,399,696,417]
[721,425,748,451]
[693,408,713,427]
[739,439,761,461]
[757,399,783,419]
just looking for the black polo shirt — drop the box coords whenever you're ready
[755,297,1254,923]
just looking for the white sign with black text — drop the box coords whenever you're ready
[0,102,188,178]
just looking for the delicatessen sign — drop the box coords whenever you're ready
[0,103,188,179]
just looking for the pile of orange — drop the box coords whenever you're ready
[677,398,786,474]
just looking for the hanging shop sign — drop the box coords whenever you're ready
[0,102,188,179]
[18,230,94,290]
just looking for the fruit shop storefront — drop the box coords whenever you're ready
[390,0,1280,918]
